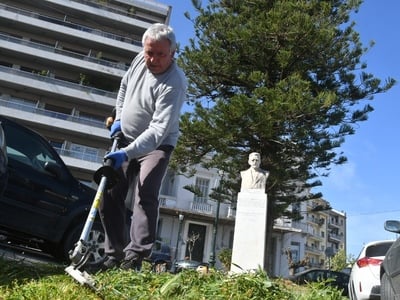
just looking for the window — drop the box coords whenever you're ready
[160,169,176,197]
[290,241,300,263]
[193,177,210,203]
[366,242,394,257]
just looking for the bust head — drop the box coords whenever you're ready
[248,152,261,169]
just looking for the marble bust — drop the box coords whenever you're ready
[240,152,269,191]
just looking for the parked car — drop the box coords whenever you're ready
[348,240,394,300]
[0,115,179,271]
[287,268,350,296]
[0,115,104,265]
[0,121,7,197]
[380,220,400,299]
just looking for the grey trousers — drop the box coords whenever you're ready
[99,145,173,260]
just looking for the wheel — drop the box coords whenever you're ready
[381,272,395,300]
[63,221,106,266]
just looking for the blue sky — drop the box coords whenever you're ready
[162,0,400,258]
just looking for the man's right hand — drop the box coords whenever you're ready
[104,149,127,170]
[110,120,121,137]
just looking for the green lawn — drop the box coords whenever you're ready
[0,258,347,300]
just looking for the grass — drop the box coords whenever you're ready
[0,257,347,300]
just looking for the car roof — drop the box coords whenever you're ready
[294,268,344,275]
[362,240,395,247]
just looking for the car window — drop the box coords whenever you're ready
[366,242,393,257]
[332,272,349,284]
[4,122,59,174]
[304,270,324,281]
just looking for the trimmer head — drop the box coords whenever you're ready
[65,265,96,290]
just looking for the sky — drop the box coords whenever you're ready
[161,0,400,258]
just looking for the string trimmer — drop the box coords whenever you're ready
[65,134,120,290]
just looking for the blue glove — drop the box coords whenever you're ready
[110,120,121,137]
[105,150,128,169]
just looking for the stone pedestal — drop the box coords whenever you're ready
[230,190,268,273]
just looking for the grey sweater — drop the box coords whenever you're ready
[115,51,187,160]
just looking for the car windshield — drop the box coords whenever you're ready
[365,242,393,257]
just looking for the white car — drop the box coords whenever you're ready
[348,240,394,300]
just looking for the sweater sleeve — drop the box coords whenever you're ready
[122,81,186,159]
[115,75,127,120]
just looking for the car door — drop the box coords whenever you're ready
[0,118,75,240]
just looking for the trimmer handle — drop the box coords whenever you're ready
[93,132,123,187]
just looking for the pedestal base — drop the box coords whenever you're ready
[230,191,268,273]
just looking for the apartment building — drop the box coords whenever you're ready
[273,199,346,277]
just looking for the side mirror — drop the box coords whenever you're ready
[44,161,66,180]
[384,220,400,234]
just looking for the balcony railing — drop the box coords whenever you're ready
[73,0,165,23]
[0,33,129,71]
[0,65,118,98]
[0,3,141,46]
[0,98,106,129]
[305,245,323,254]
[159,196,236,219]
[328,221,341,228]
[328,233,343,242]
[55,147,103,164]
[190,201,213,215]
[159,196,177,209]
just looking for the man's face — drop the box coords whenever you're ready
[143,37,174,74]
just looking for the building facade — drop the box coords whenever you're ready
[273,199,346,277]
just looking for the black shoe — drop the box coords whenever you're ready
[120,253,143,271]
[99,256,121,271]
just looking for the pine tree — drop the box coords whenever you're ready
[171,0,396,272]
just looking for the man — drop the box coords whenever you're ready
[240,152,269,191]
[99,23,187,271]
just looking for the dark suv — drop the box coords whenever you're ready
[380,220,400,299]
[0,115,104,264]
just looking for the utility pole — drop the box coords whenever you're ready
[209,170,225,268]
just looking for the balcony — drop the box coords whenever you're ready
[0,65,117,101]
[0,98,106,129]
[0,33,129,73]
[0,3,142,48]
[305,245,323,254]
[190,201,213,215]
[159,195,235,218]
[328,221,342,229]
[306,216,325,226]
[328,233,343,242]
[159,196,177,209]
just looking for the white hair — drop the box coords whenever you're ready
[142,23,177,52]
